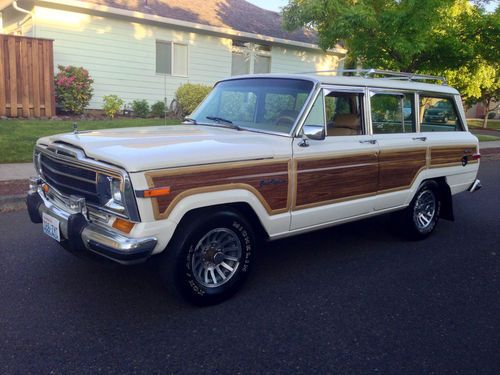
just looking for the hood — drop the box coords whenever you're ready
[37,125,289,172]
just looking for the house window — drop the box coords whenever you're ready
[231,41,271,75]
[156,41,188,76]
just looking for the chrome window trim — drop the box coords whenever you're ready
[35,143,141,222]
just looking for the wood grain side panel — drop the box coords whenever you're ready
[147,160,290,219]
[430,145,478,167]
[295,153,379,208]
[378,148,427,192]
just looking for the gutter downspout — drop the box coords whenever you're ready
[12,1,35,37]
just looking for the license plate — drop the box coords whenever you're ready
[42,212,61,242]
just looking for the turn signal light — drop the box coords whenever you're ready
[143,187,171,197]
[112,218,135,234]
[41,183,49,193]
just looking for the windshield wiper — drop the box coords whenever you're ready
[205,116,242,130]
[183,117,197,124]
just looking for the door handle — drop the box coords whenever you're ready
[412,136,427,141]
[359,139,377,144]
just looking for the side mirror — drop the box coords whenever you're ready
[302,125,325,141]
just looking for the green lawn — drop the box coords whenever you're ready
[467,119,500,130]
[476,134,500,142]
[0,118,180,163]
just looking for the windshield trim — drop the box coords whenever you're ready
[193,77,319,138]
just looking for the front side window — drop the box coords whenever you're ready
[326,92,364,136]
[156,41,188,76]
[191,78,314,134]
[231,41,271,75]
[371,93,415,134]
[420,96,463,131]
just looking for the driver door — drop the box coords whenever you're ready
[291,87,379,230]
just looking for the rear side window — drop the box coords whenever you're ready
[420,96,463,131]
[371,93,415,134]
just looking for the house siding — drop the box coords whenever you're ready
[9,5,343,110]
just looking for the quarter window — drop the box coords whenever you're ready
[371,93,415,134]
[156,41,188,76]
[420,96,463,131]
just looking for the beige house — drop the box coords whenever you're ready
[0,0,347,109]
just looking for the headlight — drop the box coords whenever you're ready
[97,174,125,212]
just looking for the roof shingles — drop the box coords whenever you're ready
[82,0,318,44]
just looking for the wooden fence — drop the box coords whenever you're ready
[0,34,55,118]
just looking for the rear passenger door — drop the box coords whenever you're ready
[369,90,429,210]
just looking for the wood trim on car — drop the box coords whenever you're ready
[429,144,478,168]
[144,144,477,220]
[145,159,291,220]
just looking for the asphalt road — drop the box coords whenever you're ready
[1,161,499,374]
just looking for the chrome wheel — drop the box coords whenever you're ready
[413,189,436,230]
[191,228,242,288]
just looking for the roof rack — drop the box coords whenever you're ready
[298,68,447,85]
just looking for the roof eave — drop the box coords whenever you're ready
[35,0,347,54]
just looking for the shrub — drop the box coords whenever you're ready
[131,99,150,118]
[102,95,124,118]
[54,65,94,114]
[175,83,212,116]
[151,100,166,118]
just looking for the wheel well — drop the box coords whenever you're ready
[424,177,454,221]
[174,202,270,240]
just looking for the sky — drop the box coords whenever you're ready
[247,0,288,12]
[247,0,499,13]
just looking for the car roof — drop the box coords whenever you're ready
[220,73,460,95]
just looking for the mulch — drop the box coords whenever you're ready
[0,180,29,197]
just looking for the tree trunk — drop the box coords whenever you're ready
[482,112,489,129]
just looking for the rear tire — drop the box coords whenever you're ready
[159,209,256,306]
[400,181,441,240]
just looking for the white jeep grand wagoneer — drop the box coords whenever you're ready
[27,70,481,305]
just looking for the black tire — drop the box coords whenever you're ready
[400,181,441,240]
[159,209,256,306]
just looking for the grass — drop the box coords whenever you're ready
[467,119,500,130]
[0,118,180,163]
[476,134,500,142]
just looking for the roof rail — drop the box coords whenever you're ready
[298,68,447,85]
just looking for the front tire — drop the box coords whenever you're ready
[160,210,255,306]
[400,181,441,240]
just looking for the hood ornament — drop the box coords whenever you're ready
[72,122,78,134]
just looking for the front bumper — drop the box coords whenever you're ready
[27,191,157,265]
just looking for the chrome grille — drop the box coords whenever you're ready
[40,154,100,205]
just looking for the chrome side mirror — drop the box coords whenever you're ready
[302,125,325,141]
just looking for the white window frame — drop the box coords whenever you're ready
[156,40,189,78]
[231,41,272,75]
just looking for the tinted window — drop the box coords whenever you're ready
[420,96,463,131]
[371,93,415,134]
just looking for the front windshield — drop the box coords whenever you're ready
[190,78,315,134]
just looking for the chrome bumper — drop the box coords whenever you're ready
[26,190,157,265]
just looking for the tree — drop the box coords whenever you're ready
[282,0,499,126]
[283,0,480,72]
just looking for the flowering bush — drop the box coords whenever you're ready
[54,65,94,114]
[102,95,124,118]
